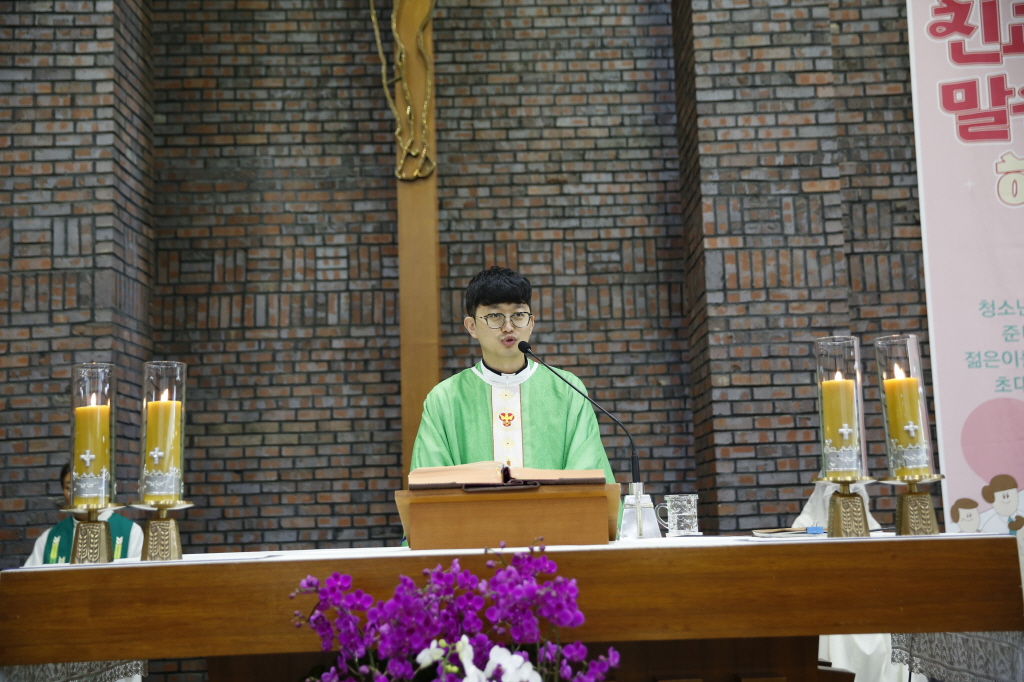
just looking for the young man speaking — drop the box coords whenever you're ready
[410,266,615,483]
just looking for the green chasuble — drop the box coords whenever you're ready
[411,360,615,483]
[43,512,136,564]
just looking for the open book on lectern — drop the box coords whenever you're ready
[408,460,606,490]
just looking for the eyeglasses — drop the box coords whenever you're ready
[477,312,534,329]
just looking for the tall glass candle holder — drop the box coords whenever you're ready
[813,337,872,537]
[874,334,942,535]
[874,335,934,478]
[68,362,119,563]
[133,361,191,560]
[814,337,869,480]
[70,363,117,509]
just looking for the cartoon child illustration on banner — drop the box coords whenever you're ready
[959,399,1024,534]
[980,475,1024,533]
[950,498,981,533]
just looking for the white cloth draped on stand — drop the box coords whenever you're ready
[794,483,927,682]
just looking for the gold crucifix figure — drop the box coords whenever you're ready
[372,0,442,479]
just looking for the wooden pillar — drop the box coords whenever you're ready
[393,0,441,480]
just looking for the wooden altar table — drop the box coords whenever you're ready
[1,535,1021,681]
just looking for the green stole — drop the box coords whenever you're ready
[44,516,74,564]
[107,513,134,558]
[43,513,135,564]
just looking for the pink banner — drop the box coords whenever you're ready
[909,0,1024,535]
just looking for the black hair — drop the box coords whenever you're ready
[60,461,72,483]
[464,266,532,316]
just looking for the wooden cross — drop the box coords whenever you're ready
[389,0,441,481]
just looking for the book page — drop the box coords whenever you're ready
[508,466,606,485]
[408,461,506,488]
[408,462,606,489]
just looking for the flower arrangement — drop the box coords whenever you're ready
[292,545,619,682]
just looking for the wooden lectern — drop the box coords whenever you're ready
[395,483,620,549]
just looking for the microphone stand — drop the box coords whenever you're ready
[518,342,660,539]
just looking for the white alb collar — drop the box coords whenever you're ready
[471,360,538,387]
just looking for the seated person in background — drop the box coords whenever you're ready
[411,266,615,483]
[24,461,144,566]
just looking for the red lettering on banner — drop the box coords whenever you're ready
[958,108,1011,141]
[929,0,1024,63]
[950,39,1004,63]
[939,75,1024,142]
[941,79,982,110]
[929,0,978,37]
[990,74,1016,106]
[1004,23,1024,53]
[982,0,1001,41]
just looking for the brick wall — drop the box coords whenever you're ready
[433,0,692,492]
[1,0,930,662]
[672,0,711,519]
[831,0,931,522]
[688,0,851,531]
[682,0,926,530]
[143,0,691,561]
[149,0,403,554]
[0,0,155,565]
[111,0,157,485]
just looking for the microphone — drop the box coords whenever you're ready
[518,341,641,484]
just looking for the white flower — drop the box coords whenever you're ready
[483,645,542,682]
[418,636,541,682]
[455,635,489,682]
[415,639,446,669]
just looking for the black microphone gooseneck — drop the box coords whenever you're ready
[518,341,641,484]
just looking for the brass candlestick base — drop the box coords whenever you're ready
[895,481,939,536]
[879,475,943,536]
[71,509,113,564]
[134,502,192,561]
[143,517,182,561]
[896,488,939,535]
[812,477,874,538]
[827,485,870,538]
